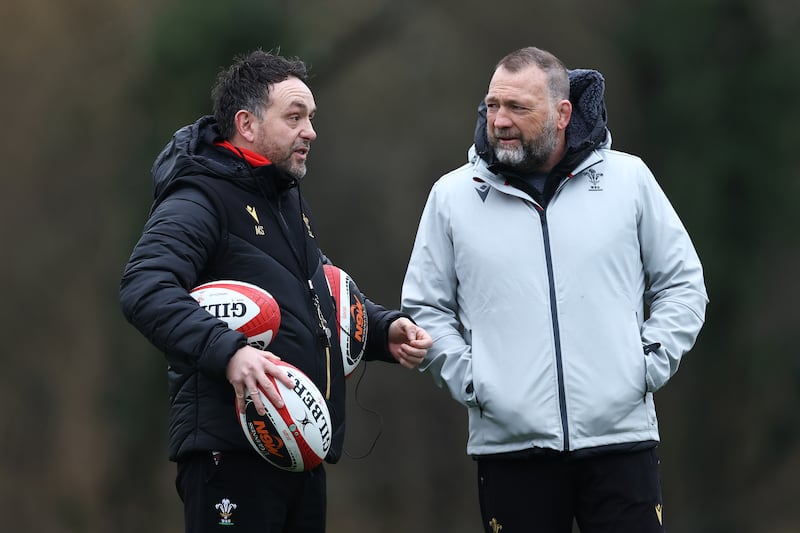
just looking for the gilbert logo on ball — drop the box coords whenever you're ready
[323,265,368,377]
[239,361,332,471]
[190,280,281,350]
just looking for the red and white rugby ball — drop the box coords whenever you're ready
[190,280,280,350]
[323,265,368,377]
[239,361,332,472]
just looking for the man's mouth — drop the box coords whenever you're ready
[493,130,519,143]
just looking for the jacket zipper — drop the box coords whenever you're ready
[535,204,570,451]
[308,279,332,399]
[244,155,333,399]
[275,195,332,398]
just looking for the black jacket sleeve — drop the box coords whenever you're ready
[119,187,247,377]
[362,300,410,364]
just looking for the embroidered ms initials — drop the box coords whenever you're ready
[247,205,265,236]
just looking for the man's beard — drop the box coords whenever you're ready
[275,143,310,181]
[284,162,307,181]
[490,116,558,172]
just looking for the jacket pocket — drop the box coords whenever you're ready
[464,381,485,417]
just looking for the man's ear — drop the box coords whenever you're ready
[556,99,572,131]
[234,110,257,143]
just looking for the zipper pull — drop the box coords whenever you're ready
[308,279,332,345]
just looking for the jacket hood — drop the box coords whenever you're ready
[474,68,609,176]
[150,115,294,210]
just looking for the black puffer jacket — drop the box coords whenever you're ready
[120,115,402,463]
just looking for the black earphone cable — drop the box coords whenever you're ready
[343,361,384,460]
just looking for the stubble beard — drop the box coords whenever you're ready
[275,144,309,181]
[284,161,307,180]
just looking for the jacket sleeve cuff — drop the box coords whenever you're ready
[198,329,249,377]
[364,304,411,364]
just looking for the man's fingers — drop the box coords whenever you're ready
[255,374,287,411]
[233,385,247,413]
[265,361,295,389]
[264,351,282,362]
[394,346,423,369]
[243,385,265,416]
[259,382,285,410]
[411,329,433,348]
[404,325,416,342]
[401,356,420,369]
[234,384,246,399]
[402,344,427,360]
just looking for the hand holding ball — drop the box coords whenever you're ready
[239,361,332,472]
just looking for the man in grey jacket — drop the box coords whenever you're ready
[401,46,707,533]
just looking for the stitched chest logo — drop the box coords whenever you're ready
[246,205,265,236]
[585,168,603,191]
[473,177,490,202]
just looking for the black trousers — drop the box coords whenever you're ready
[176,451,326,533]
[477,448,665,533]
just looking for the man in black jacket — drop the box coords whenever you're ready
[120,49,431,533]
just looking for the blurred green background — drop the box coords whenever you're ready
[2,0,799,531]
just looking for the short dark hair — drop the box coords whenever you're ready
[211,49,309,139]
[495,47,569,102]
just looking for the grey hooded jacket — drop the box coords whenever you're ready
[401,70,708,456]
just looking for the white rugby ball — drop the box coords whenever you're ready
[323,264,368,377]
[239,361,332,471]
[190,280,280,350]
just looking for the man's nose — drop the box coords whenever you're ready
[492,107,514,129]
[302,123,317,141]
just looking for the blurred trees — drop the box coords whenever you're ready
[618,1,800,530]
[1,0,798,532]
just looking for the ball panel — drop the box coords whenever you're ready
[190,280,280,349]
[323,265,368,377]
[237,361,332,472]
[282,365,332,459]
[239,380,298,471]
[343,276,368,366]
